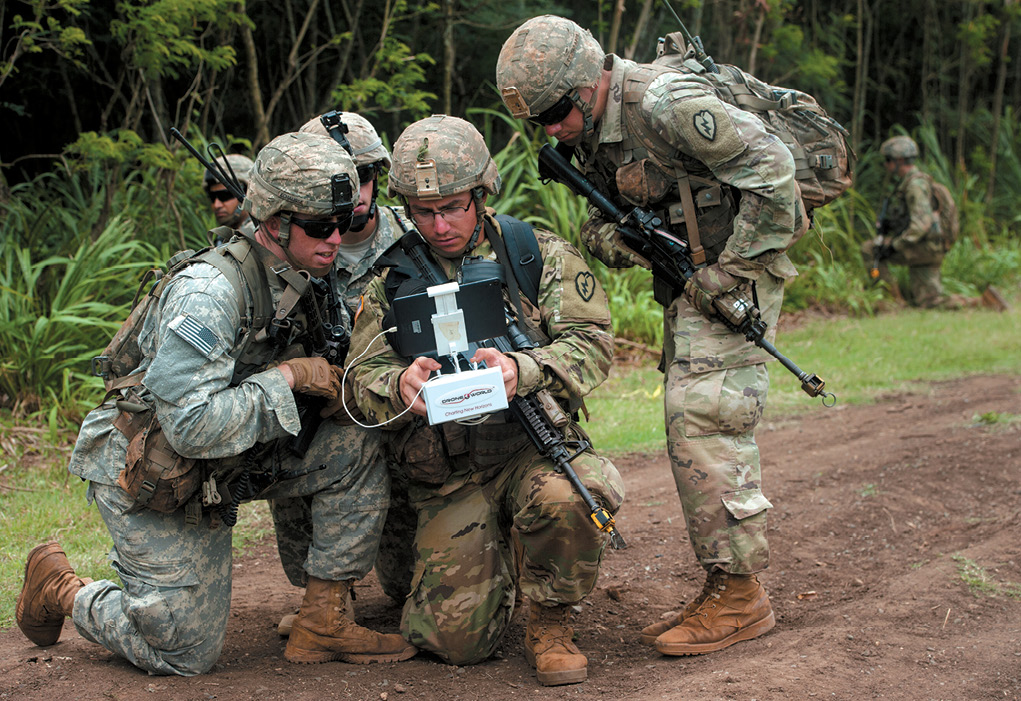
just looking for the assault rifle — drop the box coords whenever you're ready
[396,230,627,549]
[538,143,836,406]
[870,197,892,280]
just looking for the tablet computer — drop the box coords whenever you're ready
[391,278,506,357]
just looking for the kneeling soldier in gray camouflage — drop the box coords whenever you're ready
[346,115,624,686]
[498,15,800,657]
[15,132,415,676]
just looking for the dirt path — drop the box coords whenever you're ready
[2,374,1020,700]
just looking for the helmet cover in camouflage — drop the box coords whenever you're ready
[880,135,919,160]
[496,15,604,120]
[244,132,359,221]
[388,115,500,200]
[299,112,392,170]
[204,153,254,191]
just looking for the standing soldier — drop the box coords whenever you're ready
[346,115,624,686]
[15,132,416,675]
[497,15,804,657]
[864,135,1006,310]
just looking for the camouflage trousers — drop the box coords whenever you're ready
[388,429,624,666]
[71,422,387,676]
[861,238,945,308]
[663,273,784,575]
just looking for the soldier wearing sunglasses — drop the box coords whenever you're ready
[16,132,416,676]
[204,153,255,239]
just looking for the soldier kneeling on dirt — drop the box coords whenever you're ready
[16,132,416,676]
[345,115,625,686]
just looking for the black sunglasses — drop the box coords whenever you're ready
[356,164,377,184]
[528,95,574,127]
[208,190,237,204]
[289,213,353,239]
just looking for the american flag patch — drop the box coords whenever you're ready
[170,314,220,357]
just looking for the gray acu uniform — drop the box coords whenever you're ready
[67,236,388,676]
[347,215,624,665]
[579,55,803,575]
[268,206,404,588]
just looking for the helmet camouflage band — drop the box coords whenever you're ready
[880,135,919,160]
[496,14,604,120]
[299,112,392,170]
[388,115,500,200]
[204,153,254,191]
[244,132,359,222]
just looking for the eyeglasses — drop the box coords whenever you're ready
[288,213,352,239]
[884,156,897,164]
[528,95,574,127]
[356,164,377,184]
[407,199,473,227]
[208,190,237,204]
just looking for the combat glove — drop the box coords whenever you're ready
[320,369,365,424]
[683,263,743,318]
[279,357,341,399]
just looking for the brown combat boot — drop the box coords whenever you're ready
[16,542,92,647]
[278,587,354,637]
[639,572,717,646]
[655,572,775,656]
[284,577,416,664]
[981,285,1009,312]
[524,601,587,686]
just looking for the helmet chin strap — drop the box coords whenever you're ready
[348,180,379,233]
[463,188,486,254]
[567,87,598,139]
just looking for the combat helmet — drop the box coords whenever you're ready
[244,132,358,247]
[300,111,391,231]
[880,136,919,161]
[299,111,392,170]
[496,15,605,137]
[388,115,500,254]
[204,153,254,193]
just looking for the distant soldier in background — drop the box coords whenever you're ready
[205,153,255,242]
[865,135,1007,310]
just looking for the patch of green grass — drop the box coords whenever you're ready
[860,483,879,498]
[0,417,284,629]
[970,411,1021,429]
[952,555,1021,598]
[586,299,1021,455]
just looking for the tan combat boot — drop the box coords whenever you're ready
[284,577,416,664]
[524,601,587,686]
[655,571,775,656]
[16,542,93,647]
[278,587,354,637]
[639,572,717,646]
[981,285,1009,312]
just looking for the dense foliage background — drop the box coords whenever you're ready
[1,0,1019,419]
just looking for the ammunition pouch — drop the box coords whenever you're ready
[114,402,202,513]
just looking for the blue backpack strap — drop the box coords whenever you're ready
[494,214,541,307]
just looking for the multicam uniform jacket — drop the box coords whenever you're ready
[575,55,802,575]
[346,211,624,665]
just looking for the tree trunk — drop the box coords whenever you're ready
[241,23,270,148]
[442,0,454,114]
[608,0,625,56]
[747,2,767,75]
[984,11,1012,207]
[625,0,655,61]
